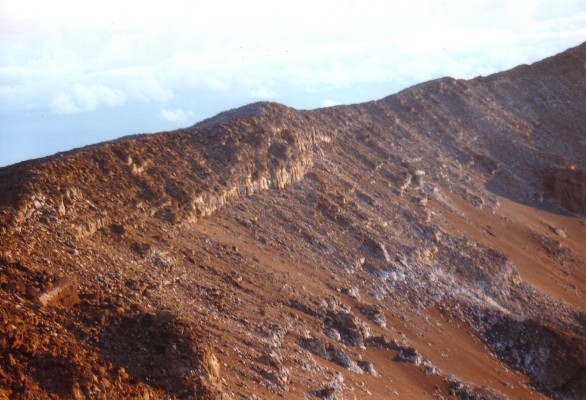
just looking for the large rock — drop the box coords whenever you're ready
[545,168,586,214]
[38,277,79,308]
[324,312,370,348]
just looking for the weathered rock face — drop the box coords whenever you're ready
[1,43,586,399]
[0,103,334,243]
[545,168,586,214]
[483,315,586,399]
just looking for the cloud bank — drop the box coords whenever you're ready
[1,0,585,165]
[2,1,585,114]
[158,108,195,124]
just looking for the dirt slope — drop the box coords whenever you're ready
[1,43,585,400]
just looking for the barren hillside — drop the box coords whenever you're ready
[1,43,585,400]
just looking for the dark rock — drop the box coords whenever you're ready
[330,348,362,373]
[394,346,423,365]
[365,335,401,350]
[324,311,370,348]
[359,303,387,327]
[445,376,508,400]
[311,387,337,399]
[357,360,378,376]
[299,337,331,360]
[545,167,586,215]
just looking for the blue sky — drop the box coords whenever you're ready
[1,0,585,167]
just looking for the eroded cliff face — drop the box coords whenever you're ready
[0,103,334,239]
[1,43,585,400]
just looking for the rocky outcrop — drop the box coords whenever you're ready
[483,314,586,399]
[545,168,586,215]
[38,277,79,308]
[0,103,336,246]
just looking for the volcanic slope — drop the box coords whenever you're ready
[1,43,585,400]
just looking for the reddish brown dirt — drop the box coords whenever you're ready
[1,42,586,399]
[435,193,586,309]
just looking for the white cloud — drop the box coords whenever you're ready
[50,92,78,114]
[50,84,126,113]
[2,0,586,116]
[250,87,279,99]
[101,67,173,102]
[321,99,339,107]
[158,108,195,124]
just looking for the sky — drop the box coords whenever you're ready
[1,1,585,167]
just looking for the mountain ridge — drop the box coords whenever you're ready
[2,42,585,230]
[1,42,585,399]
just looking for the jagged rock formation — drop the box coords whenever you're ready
[1,43,585,399]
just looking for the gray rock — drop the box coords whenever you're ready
[325,311,370,348]
[324,327,342,342]
[395,346,423,365]
[331,348,362,374]
[358,360,378,376]
[299,337,331,361]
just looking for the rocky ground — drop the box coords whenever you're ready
[1,43,585,399]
